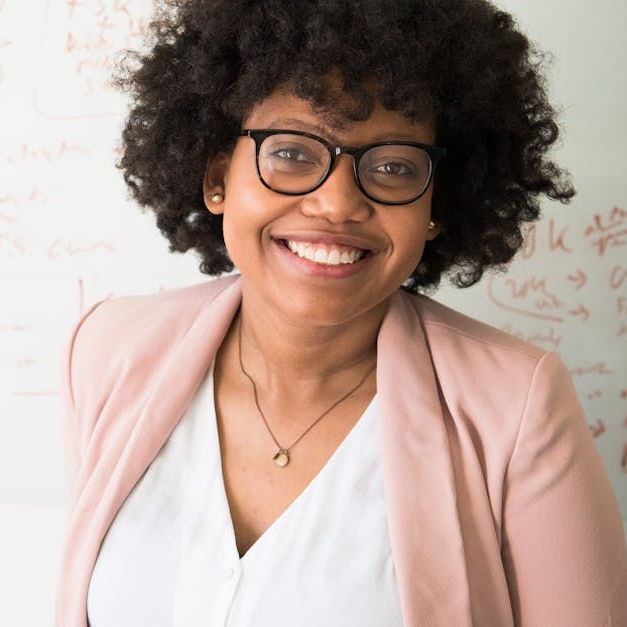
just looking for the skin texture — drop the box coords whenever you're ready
[202,86,440,410]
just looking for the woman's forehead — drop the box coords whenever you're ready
[244,89,436,143]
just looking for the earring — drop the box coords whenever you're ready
[211,193,224,203]
[428,221,435,230]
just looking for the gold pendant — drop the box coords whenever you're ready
[273,449,290,467]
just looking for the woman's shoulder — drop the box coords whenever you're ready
[65,274,239,388]
[77,274,238,339]
[91,273,238,321]
[404,290,547,365]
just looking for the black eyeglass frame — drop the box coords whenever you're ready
[238,128,447,206]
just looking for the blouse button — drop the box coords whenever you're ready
[226,566,236,580]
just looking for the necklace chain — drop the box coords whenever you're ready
[237,315,376,467]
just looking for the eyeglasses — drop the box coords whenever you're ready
[238,129,446,206]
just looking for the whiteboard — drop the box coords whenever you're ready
[0,1,625,624]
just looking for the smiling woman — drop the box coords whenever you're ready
[202,88,441,325]
[55,1,627,626]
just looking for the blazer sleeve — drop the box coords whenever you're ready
[59,297,109,500]
[501,350,627,626]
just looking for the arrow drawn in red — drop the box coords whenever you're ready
[567,268,587,290]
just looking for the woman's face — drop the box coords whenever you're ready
[204,87,440,327]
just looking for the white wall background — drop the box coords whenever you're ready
[0,0,625,624]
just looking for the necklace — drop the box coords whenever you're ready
[237,316,376,467]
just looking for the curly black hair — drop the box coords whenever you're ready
[112,0,575,294]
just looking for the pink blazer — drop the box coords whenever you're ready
[55,274,627,626]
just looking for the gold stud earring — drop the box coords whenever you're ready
[428,221,435,230]
[211,193,224,203]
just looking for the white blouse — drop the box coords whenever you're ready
[87,357,403,627]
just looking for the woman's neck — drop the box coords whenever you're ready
[221,284,388,403]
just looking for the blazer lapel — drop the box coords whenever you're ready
[377,290,472,626]
[65,277,244,627]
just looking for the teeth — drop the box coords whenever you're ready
[285,240,366,265]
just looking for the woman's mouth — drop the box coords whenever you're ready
[272,238,375,278]
[280,239,371,266]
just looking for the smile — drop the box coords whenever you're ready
[272,238,375,278]
[283,240,368,266]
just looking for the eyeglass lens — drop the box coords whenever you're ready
[258,133,432,203]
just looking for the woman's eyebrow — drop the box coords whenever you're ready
[266,118,342,142]
[265,118,427,144]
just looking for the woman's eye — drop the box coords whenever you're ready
[272,148,313,163]
[372,162,416,177]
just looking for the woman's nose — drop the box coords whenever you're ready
[299,155,373,223]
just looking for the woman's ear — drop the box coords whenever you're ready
[426,221,441,240]
[203,152,231,215]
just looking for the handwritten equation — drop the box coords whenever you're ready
[34,0,152,118]
[491,209,626,335]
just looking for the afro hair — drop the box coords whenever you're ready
[112,0,576,294]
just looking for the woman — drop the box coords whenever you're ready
[55,0,627,625]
